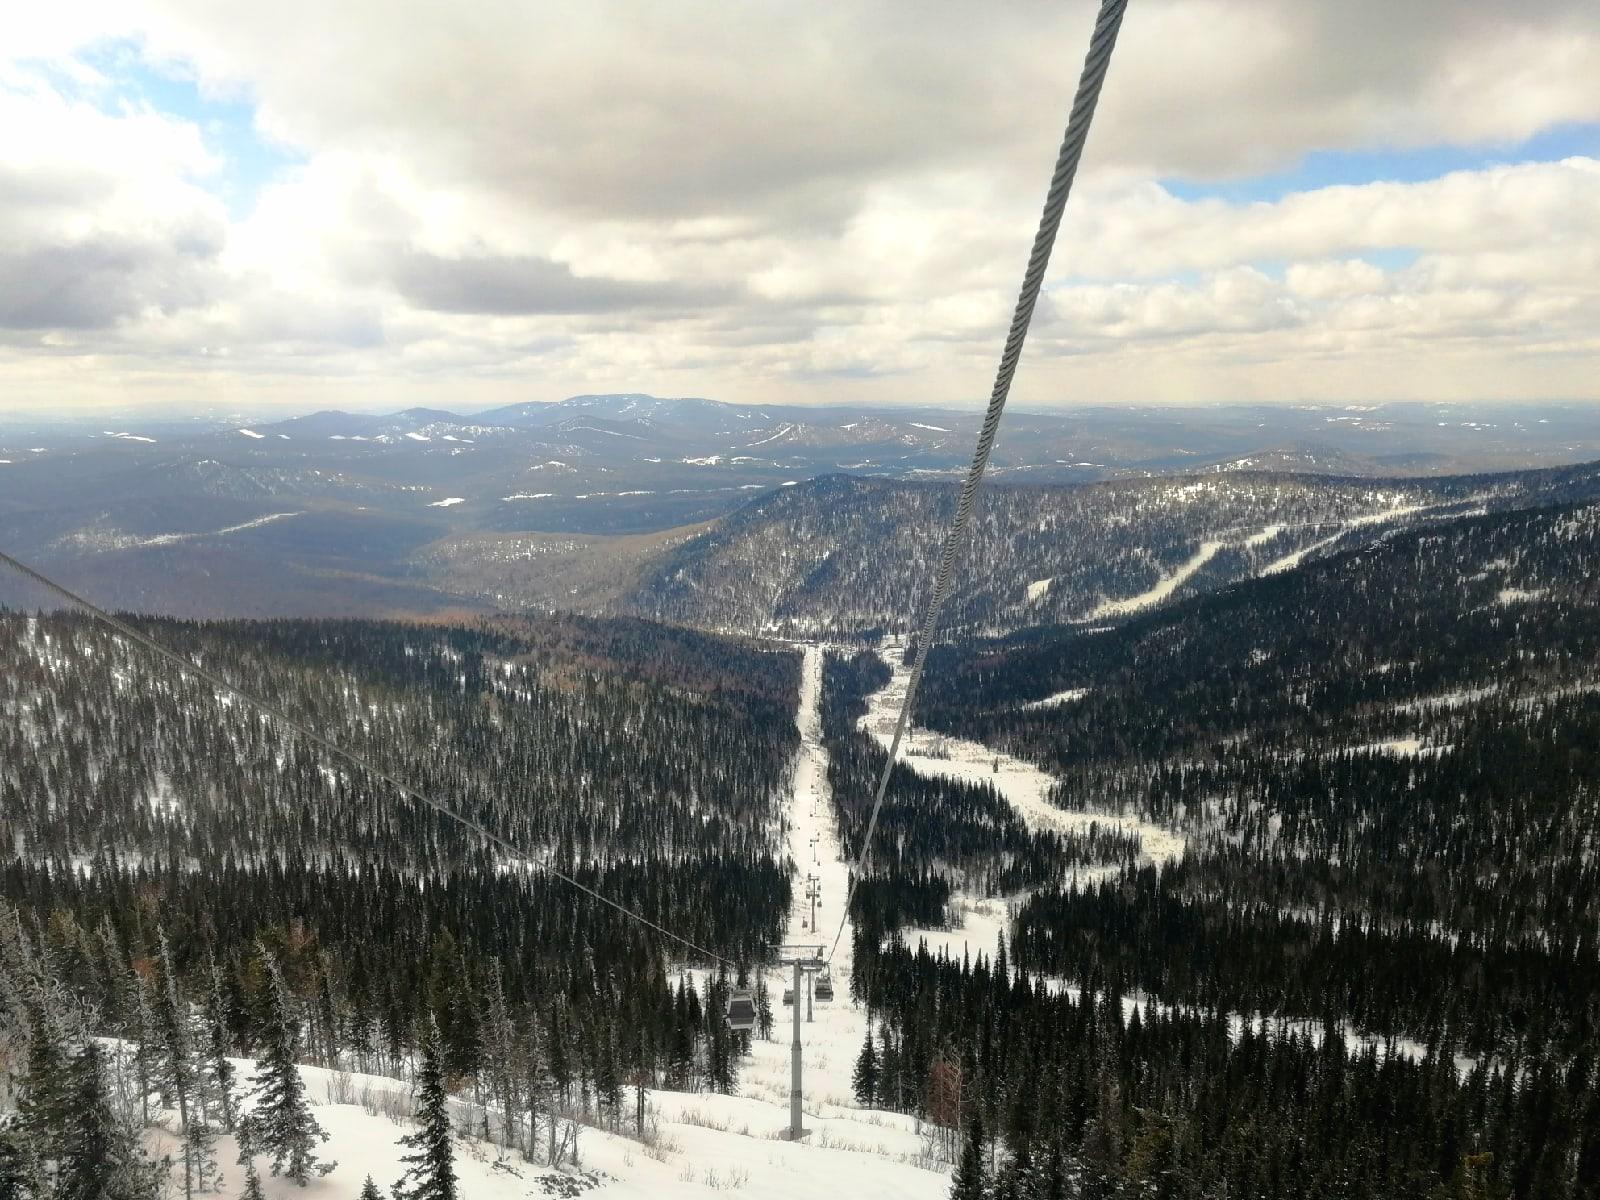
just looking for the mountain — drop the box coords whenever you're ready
[2,397,1597,621]
[891,497,1600,1062]
[616,460,1600,636]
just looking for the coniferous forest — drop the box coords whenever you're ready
[3,496,1600,1199]
[0,612,795,1194]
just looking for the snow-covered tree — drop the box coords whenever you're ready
[237,950,333,1185]
[59,1040,159,1200]
[393,1024,456,1200]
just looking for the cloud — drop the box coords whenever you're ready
[0,81,225,334]
[0,1,1598,409]
[389,249,740,316]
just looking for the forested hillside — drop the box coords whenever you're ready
[815,497,1600,1195]
[620,461,1600,637]
[0,612,801,1190]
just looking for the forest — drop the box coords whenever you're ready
[0,612,795,1194]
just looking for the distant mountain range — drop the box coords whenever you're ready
[1,394,1596,619]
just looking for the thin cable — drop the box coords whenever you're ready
[827,0,1130,963]
[0,549,735,968]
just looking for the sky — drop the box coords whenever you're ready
[2,0,1599,416]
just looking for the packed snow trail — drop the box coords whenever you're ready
[862,641,1184,863]
[858,640,1184,961]
[738,645,880,1122]
[1082,539,1225,620]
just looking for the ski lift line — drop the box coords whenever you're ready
[0,547,737,969]
[825,0,1130,964]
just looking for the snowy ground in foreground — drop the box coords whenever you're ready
[151,1054,943,1199]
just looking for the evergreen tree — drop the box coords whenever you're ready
[358,1176,385,1200]
[394,1024,456,1200]
[853,1028,879,1107]
[59,1041,158,1200]
[237,951,333,1185]
[951,1107,989,1200]
[202,954,238,1133]
[240,1159,266,1200]
[158,930,219,1199]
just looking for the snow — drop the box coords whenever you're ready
[860,645,1185,867]
[1082,539,1223,620]
[854,643,1184,964]
[237,429,265,439]
[908,423,950,432]
[104,431,158,443]
[428,497,466,508]
[146,1047,945,1200]
[745,424,795,447]
[503,493,554,501]
[736,646,876,1120]
[1026,578,1052,602]
[405,432,431,442]
[63,512,304,551]
[1497,587,1546,604]
[1262,503,1427,575]
[681,456,724,466]
[1021,688,1088,710]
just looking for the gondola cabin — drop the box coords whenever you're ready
[726,988,757,1032]
[814,969,834,1003]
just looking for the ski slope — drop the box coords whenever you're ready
[177,643,949,1199]
[857,641,1184,961]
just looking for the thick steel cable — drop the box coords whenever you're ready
[827,0,1129,963]
[0,549,735,968]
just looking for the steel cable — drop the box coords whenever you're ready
[827,0,1130,962]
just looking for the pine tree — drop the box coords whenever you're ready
[393,1024,456,1200]
[237,951,333,1184]
[755,974,774,1041]
[853,1027,880,1107]
[202,954,238,1133]
[240,1158,266,1200]
[59,1040,158,1200]
[358,1175,385,1200]
[950,1107,989,1200]
[159,930,218,1199]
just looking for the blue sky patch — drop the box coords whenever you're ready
[68,39,302,218]
[1161,123,1600,205]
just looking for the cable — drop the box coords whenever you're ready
[827,0,1130,963]
[0,549,735,968]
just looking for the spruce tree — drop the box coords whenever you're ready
[853,1028,879,1107]
[358,1175,385,1200]
[393,1024,456,1200]
[237,951,333,1184]
[59,1041,158,1200]
[950,1107,988,1200]
[240,1158,266,1200]
[202,954,238,1132]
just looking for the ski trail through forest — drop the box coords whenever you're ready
[736,644,878,1120]
[858,639,1184,960]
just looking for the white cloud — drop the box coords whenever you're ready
[0,1,1598,409]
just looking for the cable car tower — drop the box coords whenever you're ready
[771,944,828,1140]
